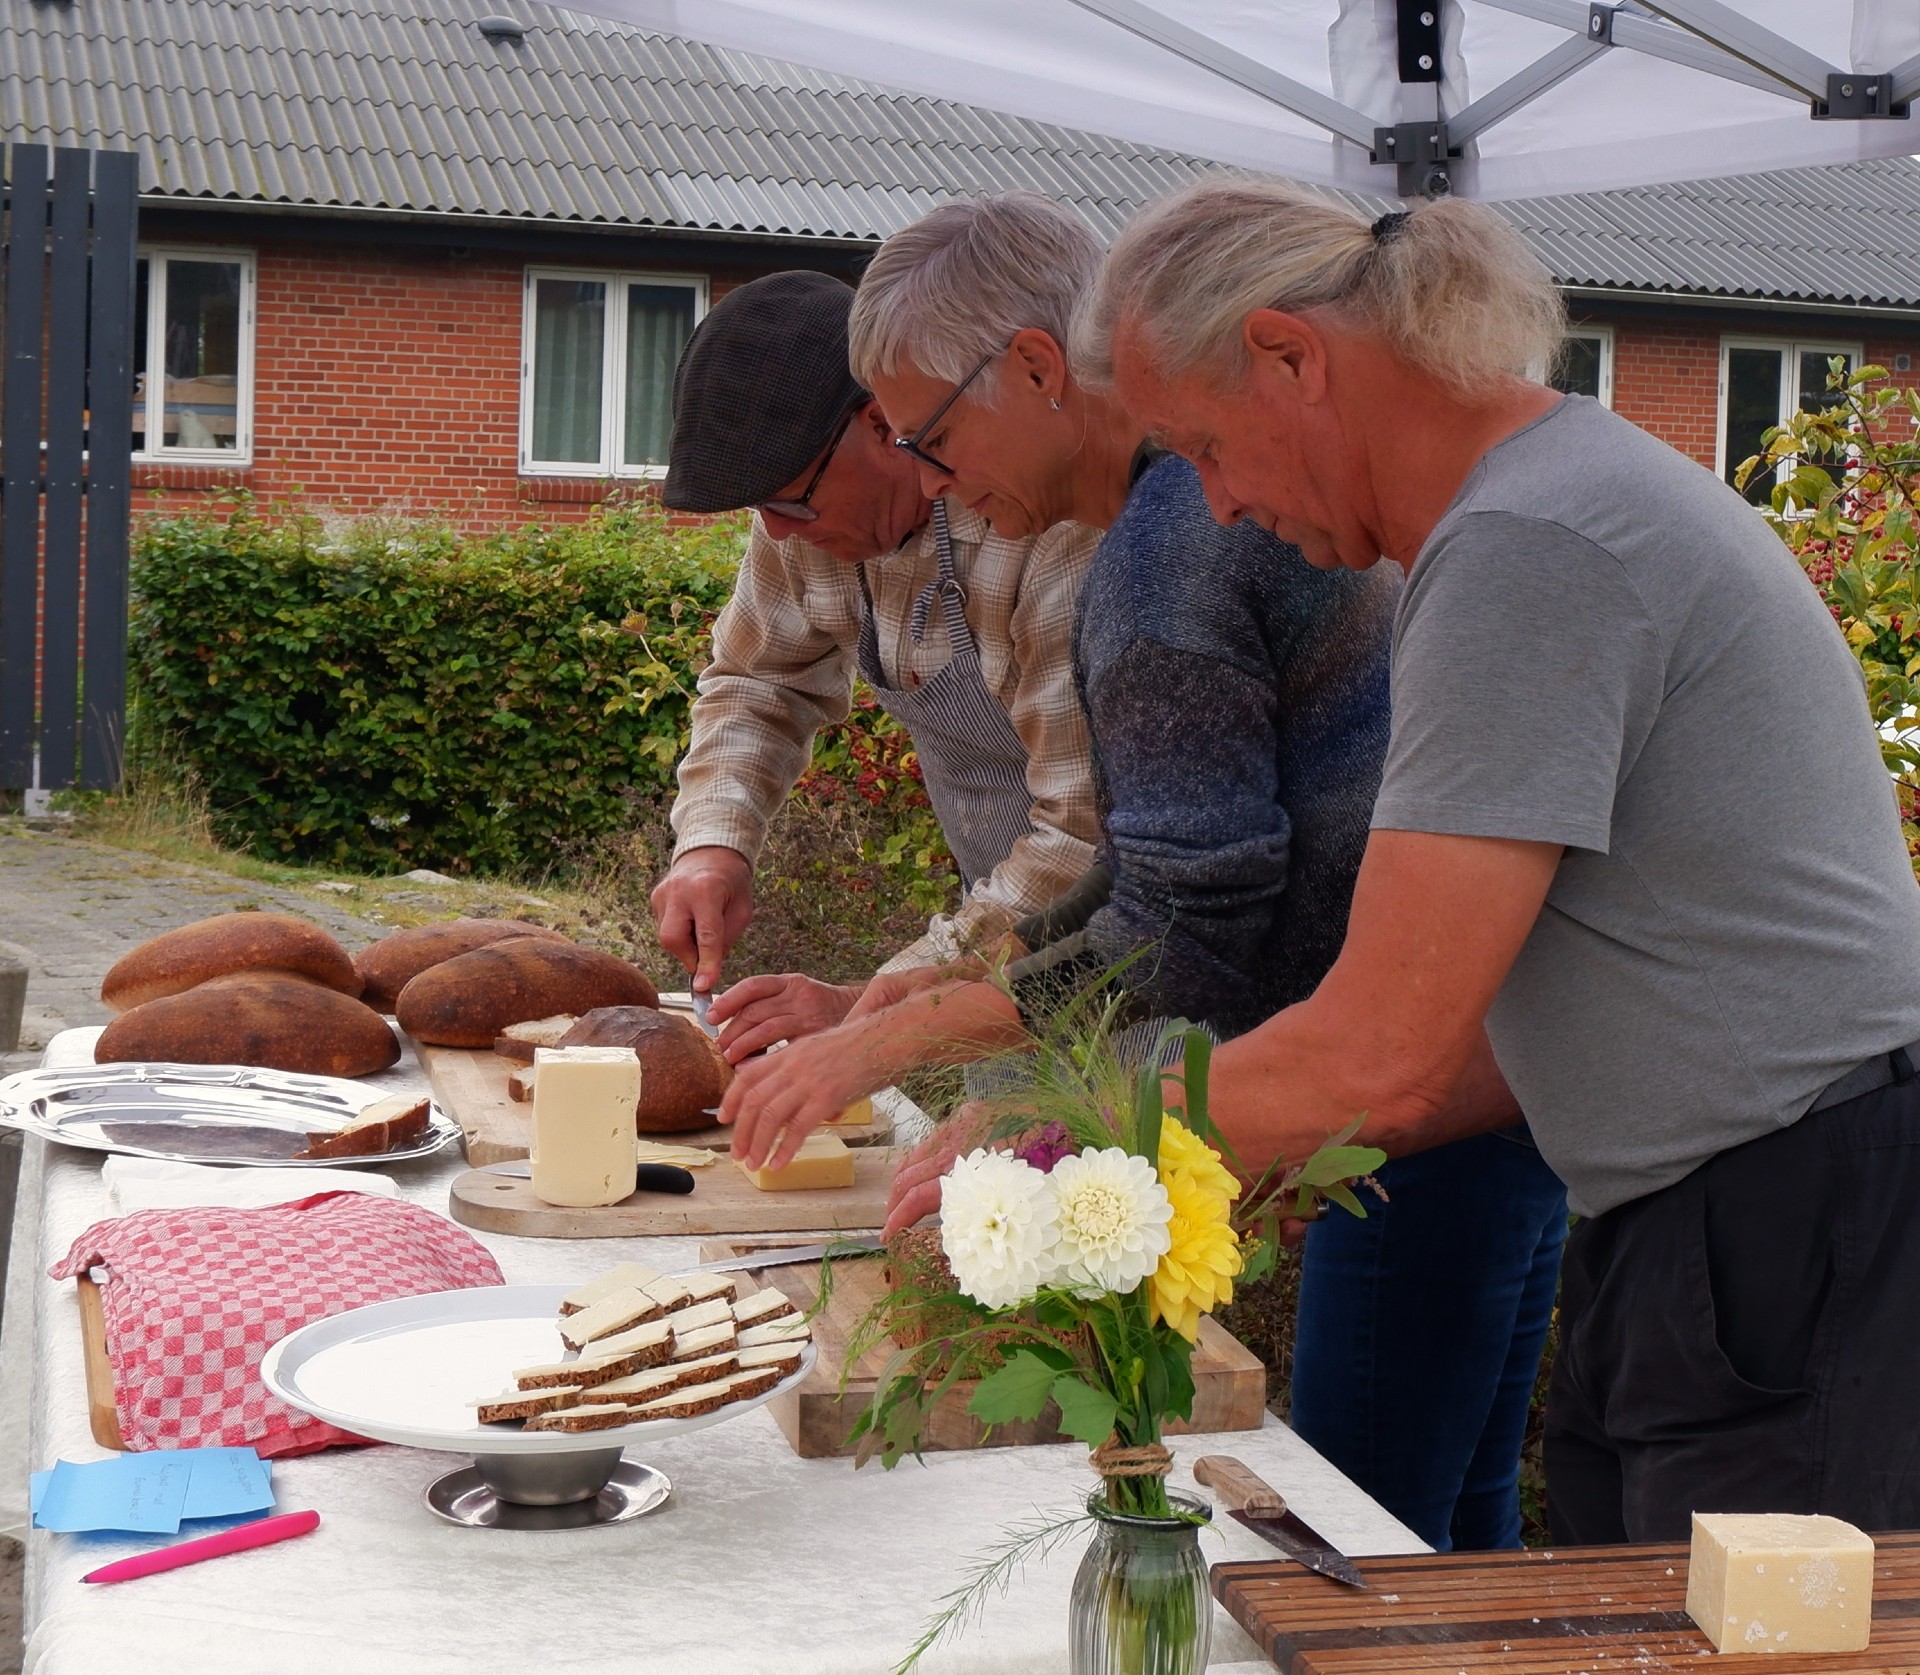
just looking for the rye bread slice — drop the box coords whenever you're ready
[735,1342,804,1376]
[475,1385,583,1423]
[732,1288,801,1330]
[665,1296,733,1337]
[675,1272,739,1307]
[524,1402,636,1433]
[737,1318,811,1349]
[627,1377,735,1421]
[559,1286,663,1349]
[559,1263,663,1318]
[723,1366,786,1402]
[669,1320,739,1362]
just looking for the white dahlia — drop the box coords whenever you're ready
[1047,1147,1174,1296]
[939,1148,1064,1309]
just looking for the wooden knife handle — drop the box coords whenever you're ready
[1193,1454,1287,1517]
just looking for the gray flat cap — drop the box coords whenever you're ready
[663,271,865,513]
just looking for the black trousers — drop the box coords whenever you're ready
[1545,1065,1920,1544]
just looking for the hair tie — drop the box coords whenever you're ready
[1370,210,1412,246]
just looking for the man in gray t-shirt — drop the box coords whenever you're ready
[1375,394,1920,1217]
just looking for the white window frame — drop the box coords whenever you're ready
[518,268,708,478]
[1541,324,1614,407]
[1716,335,1863,491]
[133,245,257,464]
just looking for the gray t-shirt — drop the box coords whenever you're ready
[1374,395,1920,1216]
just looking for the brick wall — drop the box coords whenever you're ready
[132,226,768,530]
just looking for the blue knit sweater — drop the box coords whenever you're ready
[1011,454,1399,1042]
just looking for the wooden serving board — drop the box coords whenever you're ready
[1212,1533,1920,1674]
[76,1274,124,1450]
[699,1236,1268,1459]
[447,1146,904,1238]
[412,1040,893,1166]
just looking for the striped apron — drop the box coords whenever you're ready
[855,500,1034,890]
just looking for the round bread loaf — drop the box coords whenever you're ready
[95,972,401,1077]
[395,938,658,1048]
[557,1006,733,1132]
[100,912,361,1012]
[353,918,568,1012]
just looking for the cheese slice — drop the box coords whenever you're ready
[524,1401,637,1433]
[737,1317,811,1349]
[588,1365,687,1405]
[1686,1513,1874,1653]
[628,1377,736,1420]
[666,1296,734,1336]
[474,1385,583,1423]
[736,1341,804,1373]
[676,1271,740,1306]
[588,1315,674,1359]
[557,1285,661,1349]
[739,1130,854,1192]
[733,1288,801,1329]
[641,1276,694,1313]
[826,1095,874,1128]
[559,1262,662,1317]
[670,1320,739,1362]
[635,1140,718,1168]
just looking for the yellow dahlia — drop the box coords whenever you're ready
[1158,1118,1241,1204]
[1149,1162,1243,1342]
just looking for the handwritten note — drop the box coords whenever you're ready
[31,1447,275,1534]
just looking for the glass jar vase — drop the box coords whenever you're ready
[1068,1491,1213,1675]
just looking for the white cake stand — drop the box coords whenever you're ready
[261,1284,815,1530]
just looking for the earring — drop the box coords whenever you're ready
[1050,398,1061,411]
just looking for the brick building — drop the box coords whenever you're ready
[5,0,1919,529]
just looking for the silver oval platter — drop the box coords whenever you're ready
[0,1062,460,1166]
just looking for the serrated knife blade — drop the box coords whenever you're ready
[1193,1454,1368,1588]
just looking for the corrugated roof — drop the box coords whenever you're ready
[5,0,1920,308]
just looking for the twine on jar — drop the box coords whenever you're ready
[1090,1439,1173,1481]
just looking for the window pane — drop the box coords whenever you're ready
[161,259,242,451]
[1724,345,1783,499]
[623,284,697,468]
[532,279,606,464]
[132,258,150,453]
[1551,335,1603,400]
[1796,349,1852,416]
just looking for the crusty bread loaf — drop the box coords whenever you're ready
[353,918,568,1012]
[297,1093,432,1160]
[557,1006,732,1133]
[100,913,361,1012]
[492,1013,579,1063]
[393,939,657,1048]
[95,972,401,1078]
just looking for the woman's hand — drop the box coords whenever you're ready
[881,1101,1003,1238]
[717,1019,892,1171]
[708,974,861,1063]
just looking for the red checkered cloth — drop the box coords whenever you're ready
[51,1191,504,1457]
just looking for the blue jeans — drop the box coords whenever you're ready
[1289,1126,1568,1552]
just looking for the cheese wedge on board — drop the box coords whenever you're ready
[1686,1513,1874,1653]
[739,1130,854,1191]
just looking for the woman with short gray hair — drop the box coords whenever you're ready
[1087,176,1920,1545]
[721,190,1570,1554]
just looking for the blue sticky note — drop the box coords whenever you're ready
[35,1454,192,1534]
[28,1470,48,1515]
[180,1448,275,1521]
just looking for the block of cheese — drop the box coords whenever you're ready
[739,1130,854,1192]
[827,1095,874,1129]
[530,1045,640,1208]
[1685,1512,1874,1654]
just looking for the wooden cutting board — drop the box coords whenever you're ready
[412,1040,894,1165]
[446,1146,903,1237]
[699,1236,1268,1459]
[1212,1533,1920,1673]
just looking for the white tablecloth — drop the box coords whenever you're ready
[2,1029,1425,1675]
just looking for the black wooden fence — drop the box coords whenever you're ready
[0,142,139,794]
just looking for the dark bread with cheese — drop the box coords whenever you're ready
[394,939,657,1048]
[101,913,361,1012]
[95,972,401,1077]
[557,1006,732,1133]
[297,1093,432,1159]
[353,918,567,1012]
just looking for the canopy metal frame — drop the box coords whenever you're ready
[1068,0,1912,197]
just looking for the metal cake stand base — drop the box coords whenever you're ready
[424,1451,672,1531]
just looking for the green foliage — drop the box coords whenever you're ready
[1738,360,1920,872]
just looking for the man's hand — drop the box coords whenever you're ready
[882,1102,1002,1238]
[708,974,861,1063]
[649,847,754,994]
[844,959,988,1022]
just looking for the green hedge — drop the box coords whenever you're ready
[129,498,745,874]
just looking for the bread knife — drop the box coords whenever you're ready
[1192,1455,1368,1588]
[692,1236,884,1273]
[690,990,718,1037]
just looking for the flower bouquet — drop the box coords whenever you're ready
[843,1010,1386,1675]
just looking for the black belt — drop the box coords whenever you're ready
[1806,1042,1920,1116]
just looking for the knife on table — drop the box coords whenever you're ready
[1192,1455,1368,1589]
[479,1161,699,1194]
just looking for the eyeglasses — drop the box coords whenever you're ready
[759,404,859,523]
[891,344,1007,476]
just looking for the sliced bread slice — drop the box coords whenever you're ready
[732,1287,801,1329]
[297,1093,432,1160]
[475,1384,584,1423]
[558,1286,663,1349]
[737,1317,811,1349]
[493,1013,579,1063]
[524,1402,636,1433]
[669,1320,739,1362]
[665,1295,734,1336]
[627,1377,735,1421]
[722,1365,786,1402]
[735,1341,805,1376]
[559,1262,663,1317]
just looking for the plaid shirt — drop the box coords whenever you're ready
[671,501,1100,966]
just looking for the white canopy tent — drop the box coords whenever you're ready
[568,1,1920,200]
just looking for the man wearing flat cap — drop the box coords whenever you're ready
[650,270,1099,1058]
